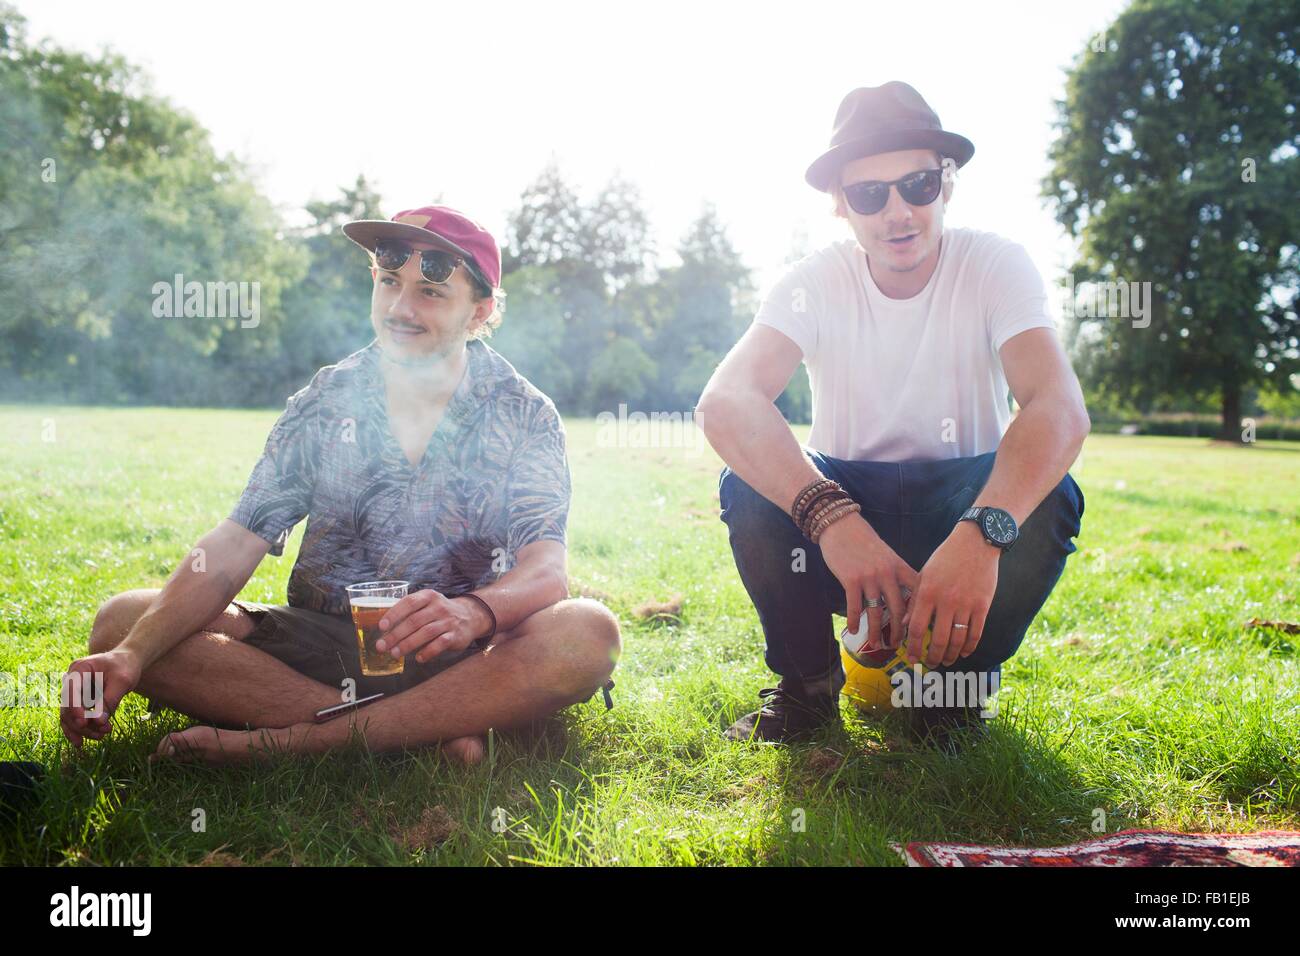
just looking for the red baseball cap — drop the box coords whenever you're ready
[342,204,502,288]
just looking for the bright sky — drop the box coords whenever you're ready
[20,0,1130,294]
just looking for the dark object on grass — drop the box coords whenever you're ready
[908,706,991,753]
[0,761,46,822]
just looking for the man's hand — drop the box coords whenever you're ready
[902,522,1000,667]
[60,649,141,749]
[375,589,494,663]
[818,514,920,652]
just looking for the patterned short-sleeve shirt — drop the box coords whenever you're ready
[228,338,571,616]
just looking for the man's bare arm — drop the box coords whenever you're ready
[901,326,1090,667]
[62,518,270,745]
[118,518,271,671]
[967,327,1091,524]
[465,539,569,635]
[696,323,824,511]
[375,539,570,661]
[697,323,918,647]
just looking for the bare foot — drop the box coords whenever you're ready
[440,735,486,767]
[151,725,286,765]
[152,726,486,767]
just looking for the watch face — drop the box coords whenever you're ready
[982,509,1017,546]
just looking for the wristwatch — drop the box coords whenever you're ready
[958,506,1019,551]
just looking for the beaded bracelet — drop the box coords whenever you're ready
[791,478,837,523]
[793,481,846,530]
[802,489,856,537]
[810,500,856,537]
[805,495,848,532]
[811,501,862,543]
[802,487,848,525]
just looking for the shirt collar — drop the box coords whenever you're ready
[360,338,504,430]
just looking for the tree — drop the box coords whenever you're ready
[651,203,755,410]
[587,337,656,411]
[1042,0,1299,441]
[497,162,661,413]
[500,159,586,276]
[491,263,575,404]
[263,175,387,399]
[0,4,304,405]
[582,172,655,294]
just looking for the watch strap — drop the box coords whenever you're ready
[959,506,1016,551]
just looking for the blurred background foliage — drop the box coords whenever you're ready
[2,0,1296,438]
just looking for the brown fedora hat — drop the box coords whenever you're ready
[805,81,974,192]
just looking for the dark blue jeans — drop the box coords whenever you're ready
[718,451,1085,691]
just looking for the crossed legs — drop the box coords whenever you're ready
[88,590,621,765]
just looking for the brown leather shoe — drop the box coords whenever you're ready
[724,679,841,743]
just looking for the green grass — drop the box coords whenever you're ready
[1,405,1298,865]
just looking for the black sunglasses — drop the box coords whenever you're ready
[373,238,488,291]
[841,168,944,216]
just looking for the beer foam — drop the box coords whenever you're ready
[349,597,402,608]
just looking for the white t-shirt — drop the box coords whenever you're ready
[754,227,1058,462]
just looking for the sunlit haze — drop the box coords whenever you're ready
[20,0,1131,294]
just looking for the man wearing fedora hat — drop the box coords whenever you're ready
[698,82,1088,745]
[62,205,620,765]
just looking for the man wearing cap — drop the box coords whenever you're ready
[62,205,620,766]
[698,82,1088,746]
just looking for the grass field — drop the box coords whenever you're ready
[1,405,1298,865]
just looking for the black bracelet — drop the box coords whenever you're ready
[457,592,497,642]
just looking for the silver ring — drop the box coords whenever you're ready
[952,623,969,630]
[863,597,884,608]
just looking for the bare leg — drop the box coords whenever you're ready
[153,598,621,765]
[91,589,342,730]
[93,589,501,763]
[137,633,344,729]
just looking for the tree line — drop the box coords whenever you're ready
[3,0,1297,440]
[0,6,808,421]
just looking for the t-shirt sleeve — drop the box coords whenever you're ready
[984,240,1059,352]
[227,382,321,557]
[752,259,820,359]
[505,400,571,556]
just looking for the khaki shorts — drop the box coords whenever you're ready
[229,600,486,701]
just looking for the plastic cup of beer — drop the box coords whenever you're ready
[346,580,409,677]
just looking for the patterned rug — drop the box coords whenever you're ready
[891,829,1300,866]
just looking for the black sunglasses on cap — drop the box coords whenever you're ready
[372,238,490,292]
[842,167,944,216]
